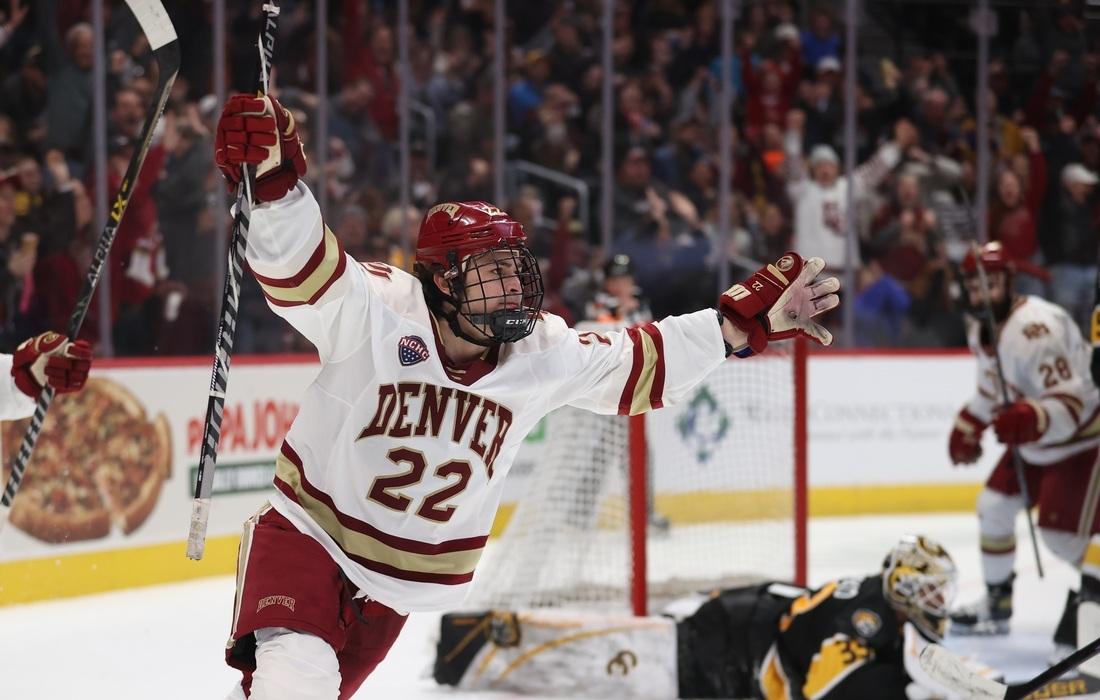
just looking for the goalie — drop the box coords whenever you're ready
[435,535,968,699]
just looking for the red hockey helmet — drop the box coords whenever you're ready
[415,201,528,268]
[415,201,544,345]
[960,241,1012,276]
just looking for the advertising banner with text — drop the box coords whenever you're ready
[0,351,993,566]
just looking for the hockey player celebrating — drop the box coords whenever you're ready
[212,93,840,700]
[434,535,964,699]
[948,242,1100,659]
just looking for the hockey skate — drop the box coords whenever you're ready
[1051,589,1079,667]
[949,577,1013,636]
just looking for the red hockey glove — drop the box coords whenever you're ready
[214,94,307,203]
[992,400,1048,445]
[12,332,93,397]
[948,407,986,465]
[718,252,840,355]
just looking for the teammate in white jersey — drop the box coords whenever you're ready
[947,242,1100,659]
[213,93,842,700]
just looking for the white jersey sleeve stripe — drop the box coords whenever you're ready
[617,324,666,416]
[273,444,485,585]
[253,225,349,307]
[1046,391,1085,425]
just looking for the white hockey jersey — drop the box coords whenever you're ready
[245,184,728,612]
[0,354,36,420]
[964,296,1100,465]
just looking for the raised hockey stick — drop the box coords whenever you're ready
[968,243,1044,578]
[186,2,281,560]
[0,0,178,537]
[1092,263,1100,387]
[920,637,1100,699]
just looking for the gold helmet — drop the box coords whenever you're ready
[882,535,958,641]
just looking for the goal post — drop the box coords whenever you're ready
[468,340,808,616]
[627,338,807,615]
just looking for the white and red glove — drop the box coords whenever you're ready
[718,252,840,355]
[948,407,986,465]
[214,94,307,203]
[992,399,1048,445]
[11,332,93,397]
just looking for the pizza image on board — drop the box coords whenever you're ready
[1,377,171,543]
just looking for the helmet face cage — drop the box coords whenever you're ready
[448,243,544,344]
[959,242,1016,325]
[882,535,958,641]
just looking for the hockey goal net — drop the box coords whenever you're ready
[466,341,807,616]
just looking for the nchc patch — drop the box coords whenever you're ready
[398,335,431,366]
[851,609,882,638]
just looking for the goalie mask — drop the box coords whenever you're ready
[882,535,957,642]
[415,201,544,346]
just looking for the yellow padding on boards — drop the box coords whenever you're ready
[1,483,982,607]
[807,483,981,518]
[489,482,983,534]
[0,534,241,606]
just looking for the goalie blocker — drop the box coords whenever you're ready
[435,536,964,700]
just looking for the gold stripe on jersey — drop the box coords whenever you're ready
[980,533,1016,554]
[1047,392,1085,424]
[275,453,483,576]
[759,643,791,700]
[628,329,662,416]
[256,226,346,306]
[1070,408,1100,442]
[801,634,872,700]
[780,581,837,632]
[1083,540,1100,576]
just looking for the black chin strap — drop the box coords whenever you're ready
[443,304,496,347]
[422,281,496,348]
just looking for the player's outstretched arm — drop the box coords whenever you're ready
[214,93,375,361]
[718,252,840,357]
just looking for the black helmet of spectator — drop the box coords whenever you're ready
[604,254,634,281]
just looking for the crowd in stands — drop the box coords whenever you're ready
[0,0,1098,354]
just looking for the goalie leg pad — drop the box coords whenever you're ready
[435,609,678,699]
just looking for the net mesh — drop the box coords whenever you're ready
[467,348,798,613]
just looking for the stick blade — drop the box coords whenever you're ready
[122,0,177,49]
[919,643,1007,700]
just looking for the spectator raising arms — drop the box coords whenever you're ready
[785,111,918,274]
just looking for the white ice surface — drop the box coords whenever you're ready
[0,512,1074,699]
